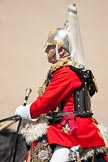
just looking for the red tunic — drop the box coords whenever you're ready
[30,66,105,148]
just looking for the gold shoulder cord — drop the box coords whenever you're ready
[37,79,48,96]
[37,70,50,96]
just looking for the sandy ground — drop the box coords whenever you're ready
[0,0,108,127]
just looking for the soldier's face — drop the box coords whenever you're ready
[45,45,57,64]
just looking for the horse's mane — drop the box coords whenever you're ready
[0,128,15,136]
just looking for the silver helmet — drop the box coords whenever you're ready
[44,27,70,60]
[45,4,86,67]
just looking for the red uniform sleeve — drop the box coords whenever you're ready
[30,66,82,118]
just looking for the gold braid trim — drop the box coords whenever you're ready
[50,57,85,72]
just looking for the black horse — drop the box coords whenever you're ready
[0,128,29,162]
[0,115,107,162]
[0,115,29,162]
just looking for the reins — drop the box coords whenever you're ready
[0,114,21,123]
[9,116,22,162]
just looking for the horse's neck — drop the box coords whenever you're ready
[0,128,28,162]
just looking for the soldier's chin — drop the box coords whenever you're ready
[48,57,57,64]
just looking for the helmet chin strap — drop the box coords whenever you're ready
[55,44,60,60]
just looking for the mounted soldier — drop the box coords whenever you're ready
[15,4,108,162]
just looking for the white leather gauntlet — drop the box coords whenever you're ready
[15,104,32,120]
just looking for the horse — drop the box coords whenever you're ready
[0,128,29,162]
[0,114,107,162]
[0,114,48,162]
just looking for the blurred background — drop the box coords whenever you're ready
[0,0,108,125]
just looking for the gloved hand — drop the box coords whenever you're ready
[15,104,32,120]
